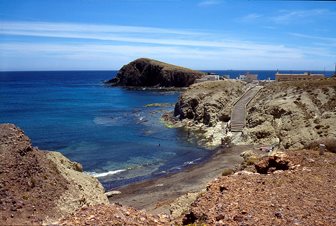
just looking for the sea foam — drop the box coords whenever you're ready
[87,169,126,178]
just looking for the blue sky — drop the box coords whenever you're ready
[0,0,335,71]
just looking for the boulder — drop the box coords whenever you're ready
[254,153,292,174]
[105,58,205,87]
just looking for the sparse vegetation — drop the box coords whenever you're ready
[222,168,234,176]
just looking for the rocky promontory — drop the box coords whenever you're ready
[105,58,205,87]
[167,78,336,150]
[0,124,108,225]
[165,80,246,147]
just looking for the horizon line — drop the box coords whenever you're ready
[0,69,334,73]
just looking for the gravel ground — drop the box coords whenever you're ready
[180,149,336,225]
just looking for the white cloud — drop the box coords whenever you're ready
[272,9,329,24]
[0,21,205,36]
[197,0,221,7]
[0,21,302,53]
[0,21,335,70]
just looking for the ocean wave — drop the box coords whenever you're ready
[183,157,202,166]
[87,169,126,178]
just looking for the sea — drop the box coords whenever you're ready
[0,70,333,190]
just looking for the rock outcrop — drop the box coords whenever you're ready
[168,80,245,147]
[170,78,335,150]
[174,80,245,126]
[0,124,108,225]
[105,58,205,87]
[243,79,336,150]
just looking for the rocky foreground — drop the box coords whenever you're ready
[60,148,336,225]
[105,58,205,87]
[0,124,108,225]
[180,149,336,225]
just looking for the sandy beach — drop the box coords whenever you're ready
[108,145,254,214]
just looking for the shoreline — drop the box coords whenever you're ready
[108,144,254,215]
[104,84,188,92]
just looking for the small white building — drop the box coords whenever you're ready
[238,72,258,83]
[195,74,220,83]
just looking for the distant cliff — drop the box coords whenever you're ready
[105,58,205,87]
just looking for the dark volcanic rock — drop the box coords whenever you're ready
[105,58,205,87]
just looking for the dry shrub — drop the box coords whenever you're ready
[222,168,234,176]
[305,138,336,153]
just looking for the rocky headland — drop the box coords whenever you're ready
[105,58,205,87]
[165,78,336,150]
[165,79,246,147]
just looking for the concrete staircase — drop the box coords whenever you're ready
[230,86,263,132]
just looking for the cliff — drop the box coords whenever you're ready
[0,124,108,225]
[170,78,336,150]
[174,80,245,126]
[105,58,205,87]
[166,80,245,147]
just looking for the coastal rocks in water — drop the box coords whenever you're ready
[0,123,108,225]
[243,79,336,150]
[174,80,245,125]
[169,80,245,147]
[105,58,205,87]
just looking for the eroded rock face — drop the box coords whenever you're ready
[174,80,245,126]
[105,58,205,87]
[243,79,336,150]
[169,80,245,147]
[0,124,108,225]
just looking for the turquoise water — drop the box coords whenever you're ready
[0,71,210,189]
